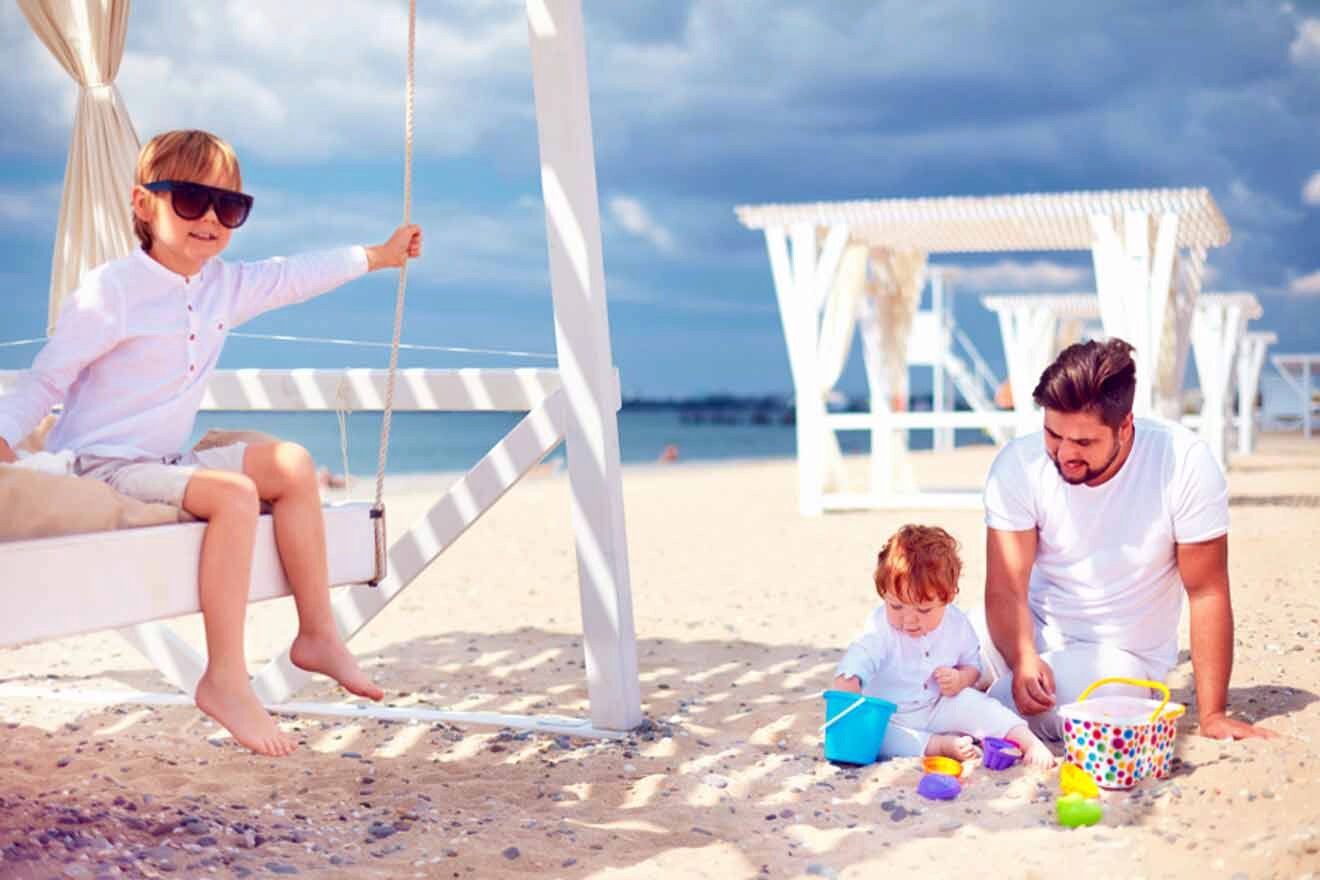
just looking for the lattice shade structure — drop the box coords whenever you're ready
[735,188,1230,253]
[735,187,1232,514]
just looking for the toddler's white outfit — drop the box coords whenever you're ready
[836,604,1025,758]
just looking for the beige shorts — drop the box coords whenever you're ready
[74,443,249,508]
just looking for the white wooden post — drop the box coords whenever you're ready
[1236,332,1276,455]
[930,272,953,452]
[1191,298,1248,469]
[764,224,849,515]
[857,295,893,496]
[1090,212,1183,417]
[526,0,640,731]
[1308,360,1314,440]
[985,298,1058,435]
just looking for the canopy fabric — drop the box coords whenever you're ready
[734,188,1230,254]
[19,0,140,331]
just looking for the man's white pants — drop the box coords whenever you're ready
[880,689,1026,758]
[971,608,1167,741]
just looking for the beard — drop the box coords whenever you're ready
[1052,430,1123,485]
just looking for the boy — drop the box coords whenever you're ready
[0,130,422,756]
[833,524,1054,767]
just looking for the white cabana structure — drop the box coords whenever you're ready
[735,189,1231,513]
[981,291,1264,469]
[0,0,642,737]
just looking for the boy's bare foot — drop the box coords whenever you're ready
[1007,725,1057,768]
[926,734,979,761]
[195,672,297,757]
[290,632,384,701]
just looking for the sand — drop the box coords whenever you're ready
[1,433,1318,879]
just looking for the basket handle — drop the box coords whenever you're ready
[819,694,869,733]
[1075,677,1173,723]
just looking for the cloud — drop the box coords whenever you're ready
[940,260,1090,292]
[1290,18,1320,65]
[608,196,675,253]
[1303,172,1320,205]
[8,1,535,163]
[1288,269,1320,294]
[1224,178,1306,228]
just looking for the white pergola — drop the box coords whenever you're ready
[981,292,1265,468]
[735,189,1231,513]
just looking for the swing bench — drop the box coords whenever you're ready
[0,0,641,737]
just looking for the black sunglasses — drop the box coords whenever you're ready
[143,180,254,229]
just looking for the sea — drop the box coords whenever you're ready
[190,408,996,477]
[188,371,1311,478]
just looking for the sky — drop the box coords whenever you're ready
[1,1,1318,399]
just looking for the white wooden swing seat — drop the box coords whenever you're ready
[1,502,376,649]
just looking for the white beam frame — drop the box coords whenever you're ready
[763,223,850,515]
[1235,331,1276,455]
[1190,296,1253,468]
[1272,354,1320,440]
[0,0,641,738]
[1089,212,1190,418]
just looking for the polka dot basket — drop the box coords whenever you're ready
[1059,677,1185,791]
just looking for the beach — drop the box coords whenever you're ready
[1,433,1318,879]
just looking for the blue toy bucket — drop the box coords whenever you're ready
[821,690,897,765]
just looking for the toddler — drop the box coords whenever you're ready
[0,130,422,756]
[833,524,1054,767]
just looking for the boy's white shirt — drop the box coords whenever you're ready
[836,604,981,712]
[0,245,368,459]
[982,417,1229,676]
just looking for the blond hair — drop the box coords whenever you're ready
[873,524,962,605]
[133,130,242,249]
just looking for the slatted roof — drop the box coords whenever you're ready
[735,188,1230,254]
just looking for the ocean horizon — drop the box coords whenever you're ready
[189,371,1306,478]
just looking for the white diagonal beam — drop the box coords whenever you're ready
[250,390,569,704]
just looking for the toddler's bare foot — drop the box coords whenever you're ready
[926,734,979,761]
[1020,736,1056,768]
[290,631,384,701]
[195,671,296,757]
[1007,725,1057,768]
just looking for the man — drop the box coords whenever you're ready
[981,337,1272,741]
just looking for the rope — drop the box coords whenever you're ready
[228,331,554,360]
[367,0,416,584]
[1,332,555,361]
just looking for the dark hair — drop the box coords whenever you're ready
[874,524,961,605]
[1032,338,1136,428]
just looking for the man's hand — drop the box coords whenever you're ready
[365,224,423,271]
[932,666,965,697]
[1010,654,1056,715]
[0,438,15,464]
[1199,711,1277,741]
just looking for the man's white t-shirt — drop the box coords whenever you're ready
[983,417,1229,675]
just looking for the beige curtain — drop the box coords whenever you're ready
[867,247,927,407]
[19,0,140,331]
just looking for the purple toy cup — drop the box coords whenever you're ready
[982,736,1022,771]
[916,773,961,801]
